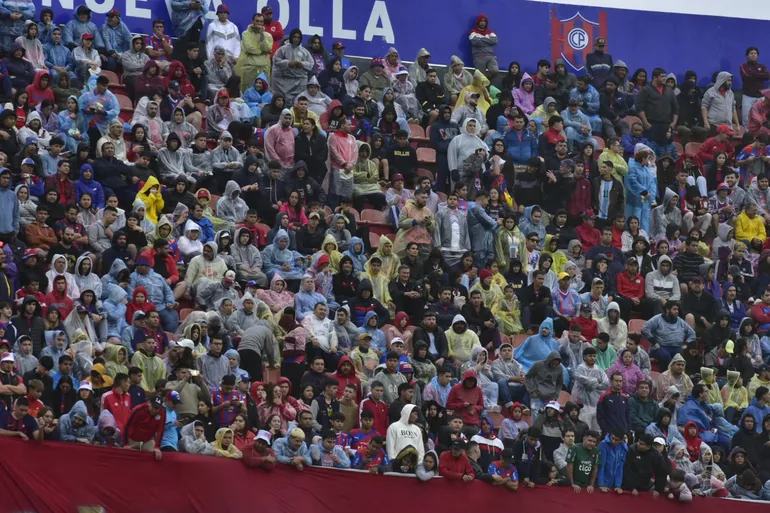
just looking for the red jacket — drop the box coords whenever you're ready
[446,370,484,426]
[567,176,592,217]
[439,450,474,480]
[243,445,276,469]
[576,223,600,252]
[328,355,362,402]
[572,315,598,342]
[124,402,165,446]
[100,388,132,433]
[125,286,157,323]
[750,302,770,329]
[611,226,623,249]
[140,249,180,286]
[616,272,645,300]
[359,395,389,438]
[43,289,73,319]
[697,136,734,163]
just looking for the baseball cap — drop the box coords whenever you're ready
[82,33,94,41]
[216,4,229,13]
[595,37,606,46]
[332,41,345,50]
[0,352,14,363]
[78,381,93,392]
[653,437,666,446]
[592,277,604,286]
[391,173,404,182]
[150,396,163,408]
[247,280,258,288]
[168,80,181,91]
[545,400,561,411]
[177,338,195,350]
[395,66,409,77]
[717,124,734,136]
[390,337,404,346]
[758,363,770,373]
[256,429,272,444]
[558,272,570,281]
[358,333,372,341]
[22,249,38,260]
[308,212,320,220]
[582,209,596,220]
[717,182,730,191]
[580,303,592,312]
[135,256,151,267]
[690,276,704,284]
[165,390,182,404]
[223,270,236,283]
[399,361,413,373]
[132,310,146,322]
[451,439,467,450]
[370,57,384,68]
[261,5,272,13]
[21,157,35,166]
[107,9,120,17]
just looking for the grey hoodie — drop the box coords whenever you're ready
[524,350,563,401]
[701,71,735,127]
[180,421,214,455]
[711,223,735,259]
[651,188,681,239]
[747,183,770,216]
[120,35,149,77]
[644,255,680,301]
[216,180,249,223]
[612,60,633,93]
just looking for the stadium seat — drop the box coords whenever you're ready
[165,331,176,342]
[628,319,644,336]
[437,191,447,203]
[417,147,436,165]
[594,137,605,152]
[558,390,571,406]
[624,115,641,128]
[210,195,221,211]
[116,94,133,110]
[512,333,528,347]
[179,308,194,321]
[674,142,684,156]
[369,231,380,249]
[362,209,393,236]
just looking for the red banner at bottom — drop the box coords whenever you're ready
[0,439,767,513]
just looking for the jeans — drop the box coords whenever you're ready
[157,308,179,333]
[649,345,681,368]
[496,379,530,408]
[564,127,597,152]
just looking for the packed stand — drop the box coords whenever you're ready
[1,3,770,501]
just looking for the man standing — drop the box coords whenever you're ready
[741,47,770,127]
[597,373,630,436]
[170,0,207,43]
[205,5,240,61]
[386,404,424,463]
[585,37,613,90]
[100,372,132,433]
[468,15,498,78]
[621,433,667,497]
[271,29,312,105]
[701,72,739,134]
[236,13,273,89]
[524,351,563,422]
[262,6,284,57]
[327,117,357,207]
[0,397,42,441]
[395,189,434,261]
[467,191,499,270]
[635,68,678,146]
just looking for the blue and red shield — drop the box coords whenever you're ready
[550,10,608,72]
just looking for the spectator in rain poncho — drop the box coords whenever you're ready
[302,75,332,117]
[165,107,197,149]
[256,273,295,315]
[271,29,313,105]
[16,20,46,71]
[243,73,273,121]
[447,118,487,191]
[231,227,268,287]
[216,180,249,225]
[73,255,102,299]
[58,400,97,443]
[344,236,367,275]
[67,329,94,380]
[178,220,204,264]
[102,284,128,339]
[262,229,305,282]
[391,66,423,122]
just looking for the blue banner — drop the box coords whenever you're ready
[38,0,770,86]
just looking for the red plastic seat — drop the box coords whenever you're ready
[594,136,605,152]
[624,115,641,128]
[417,147,436,165]
[684,142,702,155]
[179,308,194,322]
[361,209,387,224]
[673,142,684,156]
[628,319,644,336]
[209,195,221,211]
[369,232,381,249]
[116,94,133,111]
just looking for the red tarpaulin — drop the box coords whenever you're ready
[0,438,767,513]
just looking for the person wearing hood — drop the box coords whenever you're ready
[524,349,563,423]
[678,384,737,448]
[4,42,35,91]
[302,75,332,117]
[264,108,295,174]
[118,34,149,85]
[205,88,237,139]
[741,387,770,434]
[643,252,681,316]
[701,72,738,133]
[242,72,273,122]
[203,44,234,101]
[440,55,473,106]
[572,346,610,431]
[261,228,304,282]
[133,175,164,226]
[130,257,178,332]
[58,399,96,443]
[215,180,248,226]
[467,14,498,78]
[597,429,628,492]
[78,74,119,148]
[0,0,34,52]
[446,118,487,193]
[236,15,272,97]
[271,28,312,104]
[61,6,103,50]
[429,105,460,190]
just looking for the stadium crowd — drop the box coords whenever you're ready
[0,2,770,503]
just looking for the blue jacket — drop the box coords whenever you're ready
[0,168,19,234]
[503,128,538,165]
[103,284,128,338]
[0,0,35,42]
[44,42,74,74]
[640,313,696,348]
[597,435,628,488]
[189,213,214,244]
[560,107,592,132]
[274,433,312,465]
[624,159,657,208]
[359,310,387,353]
[719,296,747,331]
[101,21,132,55]
[294,288,326,322]
[243,73,273,119]
[620,134,651,159]
[677,395,714,431]
[78,87,120,137]
[170,0,209,37]
[75,164,105,209]
[569,85,600,115]
[596,390,630,434]
[741,397,770,433]
[467,203,499,256]
[310,440,351,468]
[129,270,174,312]
[62,9,105,49]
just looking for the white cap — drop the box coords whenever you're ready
[545,400,561,411]
[79,381,93,392]
[177,338,195,350]
[390,337,404,346]
[0,352,15,363]
[256,429,272,444]
[653,437,667,446]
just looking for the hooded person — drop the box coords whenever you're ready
[45,255,80,297]
[17,110,51,149]
[271,28,313,104]
[58,399,97,443]
[302,75,332,117]
[216,180,249,225]
[243,73,273,120]
[184,240,228,292]
[514,318,559,373]
[73,255,102,300]
[25,70,54,109]
[180,420,214,455]
[386,404,425,463]
[231,227,268,287]
[177,220,204,263]
[446,118,488,191]
[134,176,164,225]
[262,229,305,282]
[210,427,244,459]
[256,273,295,315]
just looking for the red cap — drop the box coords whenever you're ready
[107,9,120,17]
[82,33,94,40]
[479,269,492,282]
[717,124,734,136]
[216,4,229,13]
[391,173,404,181]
